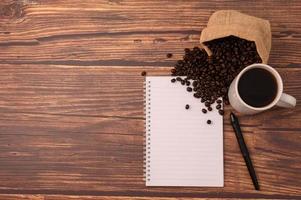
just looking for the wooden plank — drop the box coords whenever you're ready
[0,0,301,68]
[0,194,42,200]
[0,65,299,199]
[0,194,290,200]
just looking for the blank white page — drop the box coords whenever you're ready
[145,76,223,187]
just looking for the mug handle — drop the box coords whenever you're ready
[276,93,297,108]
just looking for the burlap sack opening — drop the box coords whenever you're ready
[200,10,271,64]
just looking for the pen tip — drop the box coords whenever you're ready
[230,112,235,121]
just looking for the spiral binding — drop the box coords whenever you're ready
[143,80,151,183]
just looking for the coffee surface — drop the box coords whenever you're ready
[238,68,278,107]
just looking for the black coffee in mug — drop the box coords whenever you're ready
[238,68,278,107]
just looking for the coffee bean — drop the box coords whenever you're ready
[221,87,227,93]
[208,107,212,111]
[207,120,212,124]
[141,71,147,76]
[171,78,176,83]
[185,104,190,109]
[181,80,185,85]
[216,104,221,109]
[187,87,192,92]
[184,48,190,54]
[193,92,201,98]
[202,108,207,113]
[186,81,191,86]
[216,99,222,104]
[218,110,224,115]
[166,53,173,58]
[176,77,182,81]
[193,46,200,51]
[205,101,210,107]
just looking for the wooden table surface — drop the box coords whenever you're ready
[0,0,301,199]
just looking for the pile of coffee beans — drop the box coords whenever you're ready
[171,36,262,115]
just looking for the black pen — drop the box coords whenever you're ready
[230,112,260,190]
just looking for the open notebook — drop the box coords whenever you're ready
[144,76,223,187]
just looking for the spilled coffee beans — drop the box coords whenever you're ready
[171,36,262,119]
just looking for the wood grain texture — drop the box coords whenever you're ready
[0,194,290,200]
[0,0,301,68]
[0,0,301,199]
[0,65,299,199]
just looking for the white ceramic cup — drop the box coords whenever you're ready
[228,63,296,115]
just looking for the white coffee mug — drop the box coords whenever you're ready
[228,63,296,115]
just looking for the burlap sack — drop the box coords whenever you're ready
[200,10,271,64]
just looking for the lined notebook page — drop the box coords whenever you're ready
[145,76,223,187]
